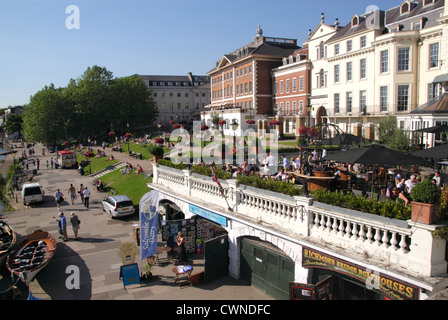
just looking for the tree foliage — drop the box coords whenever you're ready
[377,116,411,152]
[22,66,158,145]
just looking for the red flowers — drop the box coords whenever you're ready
[218,120,226,125]
[246,120,255,125]
[269,120,281,126]
[173,124,182,129]
[169,120,175,125]
[84,151,95,158]
[200,124,209,131]
[154,137,165,145]
[124,133,133,139]
[299,126,318,137]
[108,131,116,137]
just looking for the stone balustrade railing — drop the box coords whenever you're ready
[152,164,447,278]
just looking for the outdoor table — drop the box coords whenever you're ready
[172,266,193,287]
[147,246,172,265]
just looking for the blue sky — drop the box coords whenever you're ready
[0,0,402,108]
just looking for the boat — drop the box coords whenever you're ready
[6,230,56,285]
[0,220,16,261]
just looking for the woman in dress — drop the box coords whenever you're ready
[176,232,188,264]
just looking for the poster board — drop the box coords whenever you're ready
[162,217,197,253]
[119,263,141,288]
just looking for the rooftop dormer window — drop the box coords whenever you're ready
[400,1,416,14]
[423,0,434,6]
[351,15,359,27]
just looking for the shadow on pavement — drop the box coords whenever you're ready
[33,242,92,300]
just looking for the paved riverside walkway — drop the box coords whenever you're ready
[0,143,273,301]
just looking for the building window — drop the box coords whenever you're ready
[347,62,352,81]
[360,90,367,113]
[319,69,326,87]
[280,80,284,94]
[412,20,421,30]
[299,77,304,91]
[346,92,352,113]
[274,82,277,95]
[429,42,440,68]
[319,41,325,59]
[299,101,304,114]
[286,79,290,93]
[401,1,410,14]
[334,93,340,114]
[286,102,290,116]
[347,40,352,52]
[398,48,410,71]
[428,83,441,101]
[279,103,284,116]
[380,86,388,112]
[293,101,297,115]
[424,0,434,5]
[292,78,297,92]
[360,59,366,79]
[334,65,340,83]
[360,35,367,48]
[335,44,340,55]
[249,81,253,92]
[380,50,389,73]
[397,85,409,111]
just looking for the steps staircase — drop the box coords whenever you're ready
[89,162,126,179]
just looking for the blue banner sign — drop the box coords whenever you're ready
[139,190,160,260]
[189,204,227,227]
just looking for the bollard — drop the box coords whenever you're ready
[16,194,18,203]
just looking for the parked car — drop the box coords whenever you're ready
[102,195,135,218]
[21,183,45,206]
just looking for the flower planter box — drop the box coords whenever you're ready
[153,155,163,164]
[411,201,437,225]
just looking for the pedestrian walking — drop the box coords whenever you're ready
[79,184,85,203]
[50,157,54,169]
[53,212,68,241]
[54,189,64,210]
[36,158,40,170]
[70,212,80,240]
[68,184,76,205]
[83,187,90,209]
[46,160,49,169]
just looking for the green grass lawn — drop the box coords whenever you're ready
[99,169,152,206]
[76,151,119,174]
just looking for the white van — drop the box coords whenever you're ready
[21,183,45,205]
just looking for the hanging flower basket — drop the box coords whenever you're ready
[246,120,255,125]
[154,137,165,145]
[63,141,71,146]
[218,120,226,126]
[200,124,209,131]
[269,120,281,126]
[173,124,182,129]
[124,133,133,140]
[108,131,116,137]
[169,120,175,125]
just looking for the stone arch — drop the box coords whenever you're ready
[316,106,327,125]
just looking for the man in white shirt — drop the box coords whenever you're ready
[404,175,417,194]
[83,187,91,209]
[263,152,276,176]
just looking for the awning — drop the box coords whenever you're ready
[433,74,448,83]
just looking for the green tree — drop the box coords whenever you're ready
[377,116,411,152]
[110,76,158,133]
[22,84,72,145]
[5,113,23,134]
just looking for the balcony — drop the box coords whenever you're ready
[152,164,448,279]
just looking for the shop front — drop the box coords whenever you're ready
[290,247,419,300]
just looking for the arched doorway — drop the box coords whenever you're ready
[239,237,295,300]
[316,106,327,125]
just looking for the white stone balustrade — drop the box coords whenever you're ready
[152,164,447,278]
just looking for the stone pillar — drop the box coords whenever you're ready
[153,164,159,184]
[183,169,192,196]
[352,122,362,137]
[365,123,375,141]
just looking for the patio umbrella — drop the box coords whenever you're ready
[325,144,428,166]
[411,143,448,161]
[414,125,448,134]
[319,133,368,146]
